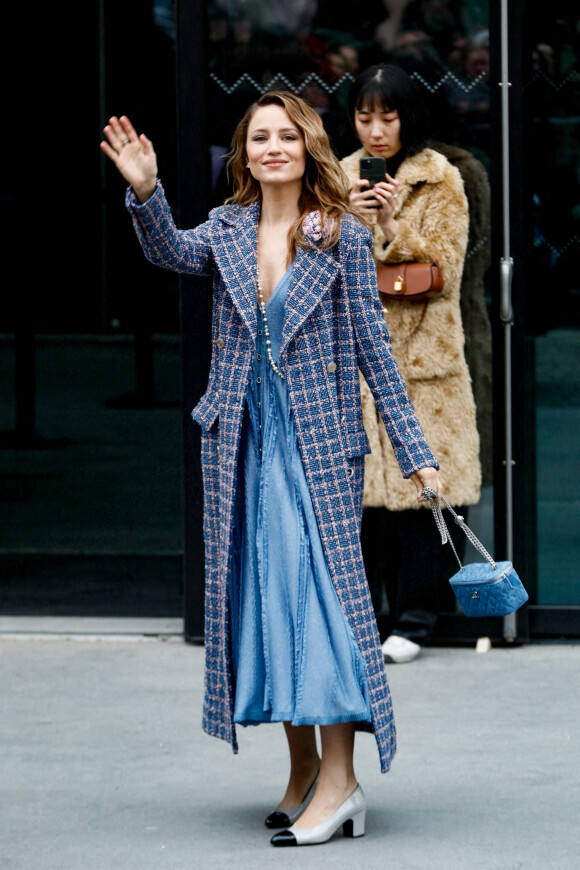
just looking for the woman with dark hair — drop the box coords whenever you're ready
[101,90,441,847]
[341,64,481,663]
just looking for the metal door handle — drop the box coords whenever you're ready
[500,256,514,325]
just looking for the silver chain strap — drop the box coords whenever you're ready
[421,487,497,572]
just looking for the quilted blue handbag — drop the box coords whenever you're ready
[422,488,528,618]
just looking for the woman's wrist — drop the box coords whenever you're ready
[133,179,157,204]
[380,217,399,243]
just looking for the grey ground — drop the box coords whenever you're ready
[1,619,578,870]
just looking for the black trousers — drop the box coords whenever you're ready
[360,506,468,645]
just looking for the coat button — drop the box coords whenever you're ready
[216,338,225,349]
[341,414,346,425]
[347,466,354,478]
[327,361,337,373]
[215,391,220,400]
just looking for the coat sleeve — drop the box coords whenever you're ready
[125,181,213,276]
[343,224,439,478]
[370,164,468,298]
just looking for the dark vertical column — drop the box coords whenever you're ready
[0,6,69,451]
[490,0,533,639]
[176,0,212,642]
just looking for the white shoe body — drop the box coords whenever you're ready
[270,784,366,846]
[381,635,421,663]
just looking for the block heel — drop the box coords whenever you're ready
[343,809,366,838]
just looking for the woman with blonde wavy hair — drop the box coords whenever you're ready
[101,91,440,847]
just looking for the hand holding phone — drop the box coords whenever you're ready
[352,156,399,228]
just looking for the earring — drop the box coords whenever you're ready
[246,162,250,168]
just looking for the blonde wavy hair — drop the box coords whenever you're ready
[226,91,356,257]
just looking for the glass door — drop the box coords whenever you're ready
[521,2,580,631]
[188,0,498,641]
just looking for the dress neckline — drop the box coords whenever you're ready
[265,263,294,308]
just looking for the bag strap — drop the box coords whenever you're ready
[421,487,497,572]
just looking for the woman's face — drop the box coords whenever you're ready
[246,104,306,186]
[354,103,402,160]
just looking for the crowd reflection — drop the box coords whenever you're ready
[204,0,492,196]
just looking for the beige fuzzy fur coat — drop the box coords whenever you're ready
[340,146,481,510]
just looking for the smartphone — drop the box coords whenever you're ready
[359,156,386,187]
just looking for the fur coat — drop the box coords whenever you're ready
[340,146,481,510]
[431,141,493,486]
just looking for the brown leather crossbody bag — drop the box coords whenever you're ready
[376,262,443,303]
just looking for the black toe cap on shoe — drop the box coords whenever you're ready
[270,830,298,847]
[265,811,291,829]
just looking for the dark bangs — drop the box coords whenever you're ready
[346,64,428,158]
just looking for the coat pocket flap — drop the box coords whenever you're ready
[344,428,371,457]
[191,390,219,431]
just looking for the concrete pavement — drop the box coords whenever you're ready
[1,620,579,870]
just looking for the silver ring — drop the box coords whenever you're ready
[120,137,130,146]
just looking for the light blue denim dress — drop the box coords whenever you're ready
[229,264,372,727]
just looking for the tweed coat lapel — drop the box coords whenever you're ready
[211,202,260,340]
[211,202,340,354]
[280,244,340,355]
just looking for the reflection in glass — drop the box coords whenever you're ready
[527,7,580,605]
[206,0,495,596]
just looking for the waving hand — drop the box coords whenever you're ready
[100,115,157,203]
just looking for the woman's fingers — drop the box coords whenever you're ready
[350,181,381,212]
[410,468,441,502]
[372,187,396,215]
[351,177,400,215]
[104,116,126,149]
[102,115,138,154]
[118,115,138,140]
[100,139,119,163]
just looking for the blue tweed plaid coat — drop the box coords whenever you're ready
[127,183,438,773]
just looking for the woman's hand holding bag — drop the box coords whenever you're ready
[421,487,528,618]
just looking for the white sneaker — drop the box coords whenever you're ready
[381,635,421,663]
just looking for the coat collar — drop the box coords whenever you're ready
[210,202,339,351]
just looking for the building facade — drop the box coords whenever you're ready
[1,0,578,640]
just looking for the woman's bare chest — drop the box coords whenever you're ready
[257,227,291,301]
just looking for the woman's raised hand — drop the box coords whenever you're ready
[101,116,158,203]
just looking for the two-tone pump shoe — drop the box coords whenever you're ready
[264,774,319,829]
[270,783,366,846]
